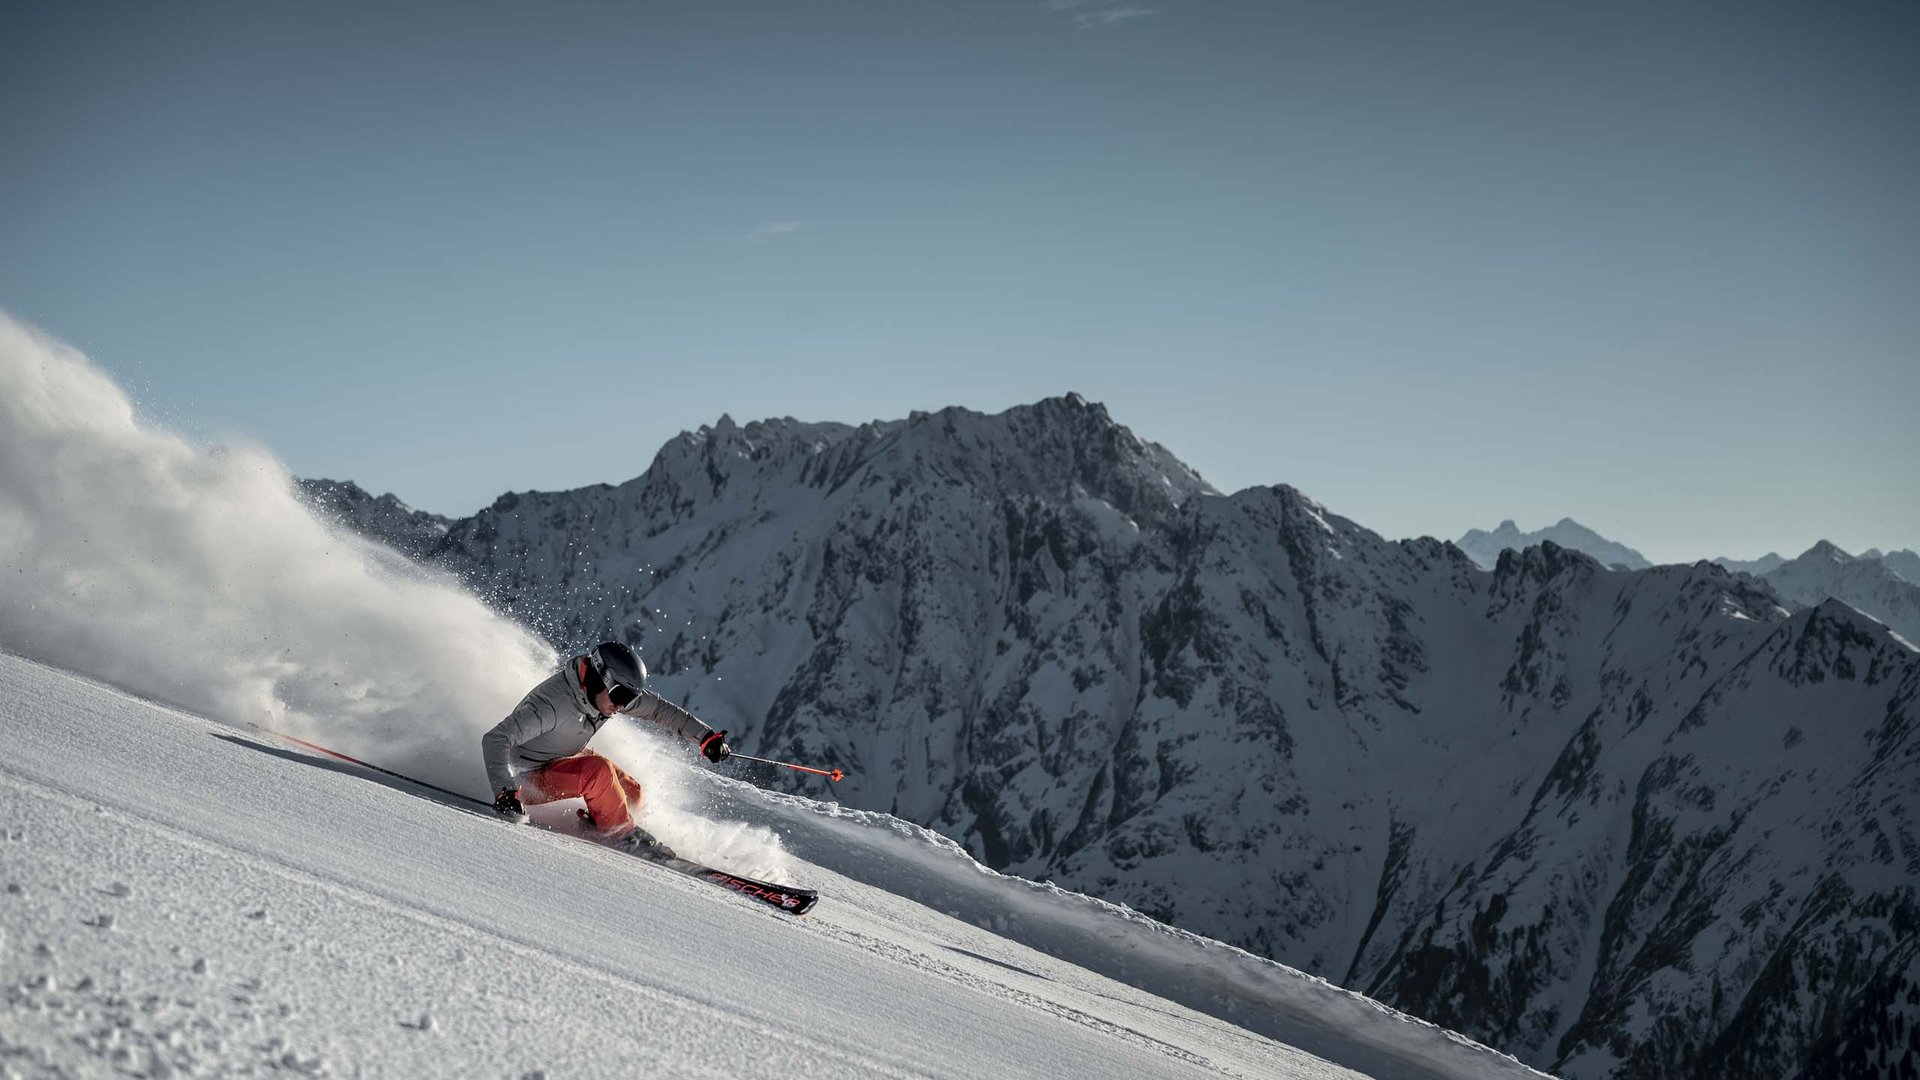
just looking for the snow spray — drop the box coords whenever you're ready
[589,722,796,880]
[0,311,554,797]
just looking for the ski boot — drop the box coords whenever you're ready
[614,825,679,861]
[576,809,678,860]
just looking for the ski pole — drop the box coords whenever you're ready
[729,752,845,783]
[248,723,489,808]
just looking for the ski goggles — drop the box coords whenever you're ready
[606,681,643,711]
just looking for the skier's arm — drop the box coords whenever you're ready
[481,695,561,793]
[624,690,725,758]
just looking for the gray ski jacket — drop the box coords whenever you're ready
[481,657,718,794]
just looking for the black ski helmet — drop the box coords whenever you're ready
[584,641,647,702]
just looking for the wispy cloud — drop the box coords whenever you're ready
[747,220,807,243]
[1045,0,1160,29]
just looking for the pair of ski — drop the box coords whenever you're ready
[251,725,819,917]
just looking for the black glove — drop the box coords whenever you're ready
[700,730,732,764]
[493,787,527,823]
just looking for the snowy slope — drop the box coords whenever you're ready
[0,650,1543,1080]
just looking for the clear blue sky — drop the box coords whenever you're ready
[4,0,1915,564]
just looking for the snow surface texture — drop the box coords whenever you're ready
[310,405,1920,1078]
[0,652,1544,1080]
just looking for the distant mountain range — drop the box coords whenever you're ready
[1457,522,1920,645]
[1712,552,1787,576]
[1754,541,1920,645]
[1718,546,1920,591]
[1457,520,1653,571]
[304,396,1920,1080]
[1869,548,1920,585]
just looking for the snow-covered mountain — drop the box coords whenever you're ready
[1720,545,1920,596]
[1728,538,1920,595]
[1456,520,1652,571]
[311,396,1919,1080]
[1752,541,1920,646]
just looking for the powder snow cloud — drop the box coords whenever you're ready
[0,310,555,796]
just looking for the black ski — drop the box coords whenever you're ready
[627,851,820,916]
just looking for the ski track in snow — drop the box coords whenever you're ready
[0,652,1547,1080]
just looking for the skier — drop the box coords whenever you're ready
[482,641,730,853]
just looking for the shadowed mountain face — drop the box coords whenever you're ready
[305,395,1920,1080]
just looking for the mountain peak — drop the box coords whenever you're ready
[1021,392,1114,426]
[1803,540,1853,563]
[898,395,1215,518]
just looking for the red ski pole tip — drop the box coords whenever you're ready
[830,769,845,782]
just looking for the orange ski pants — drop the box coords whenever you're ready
[520,751,644,835]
